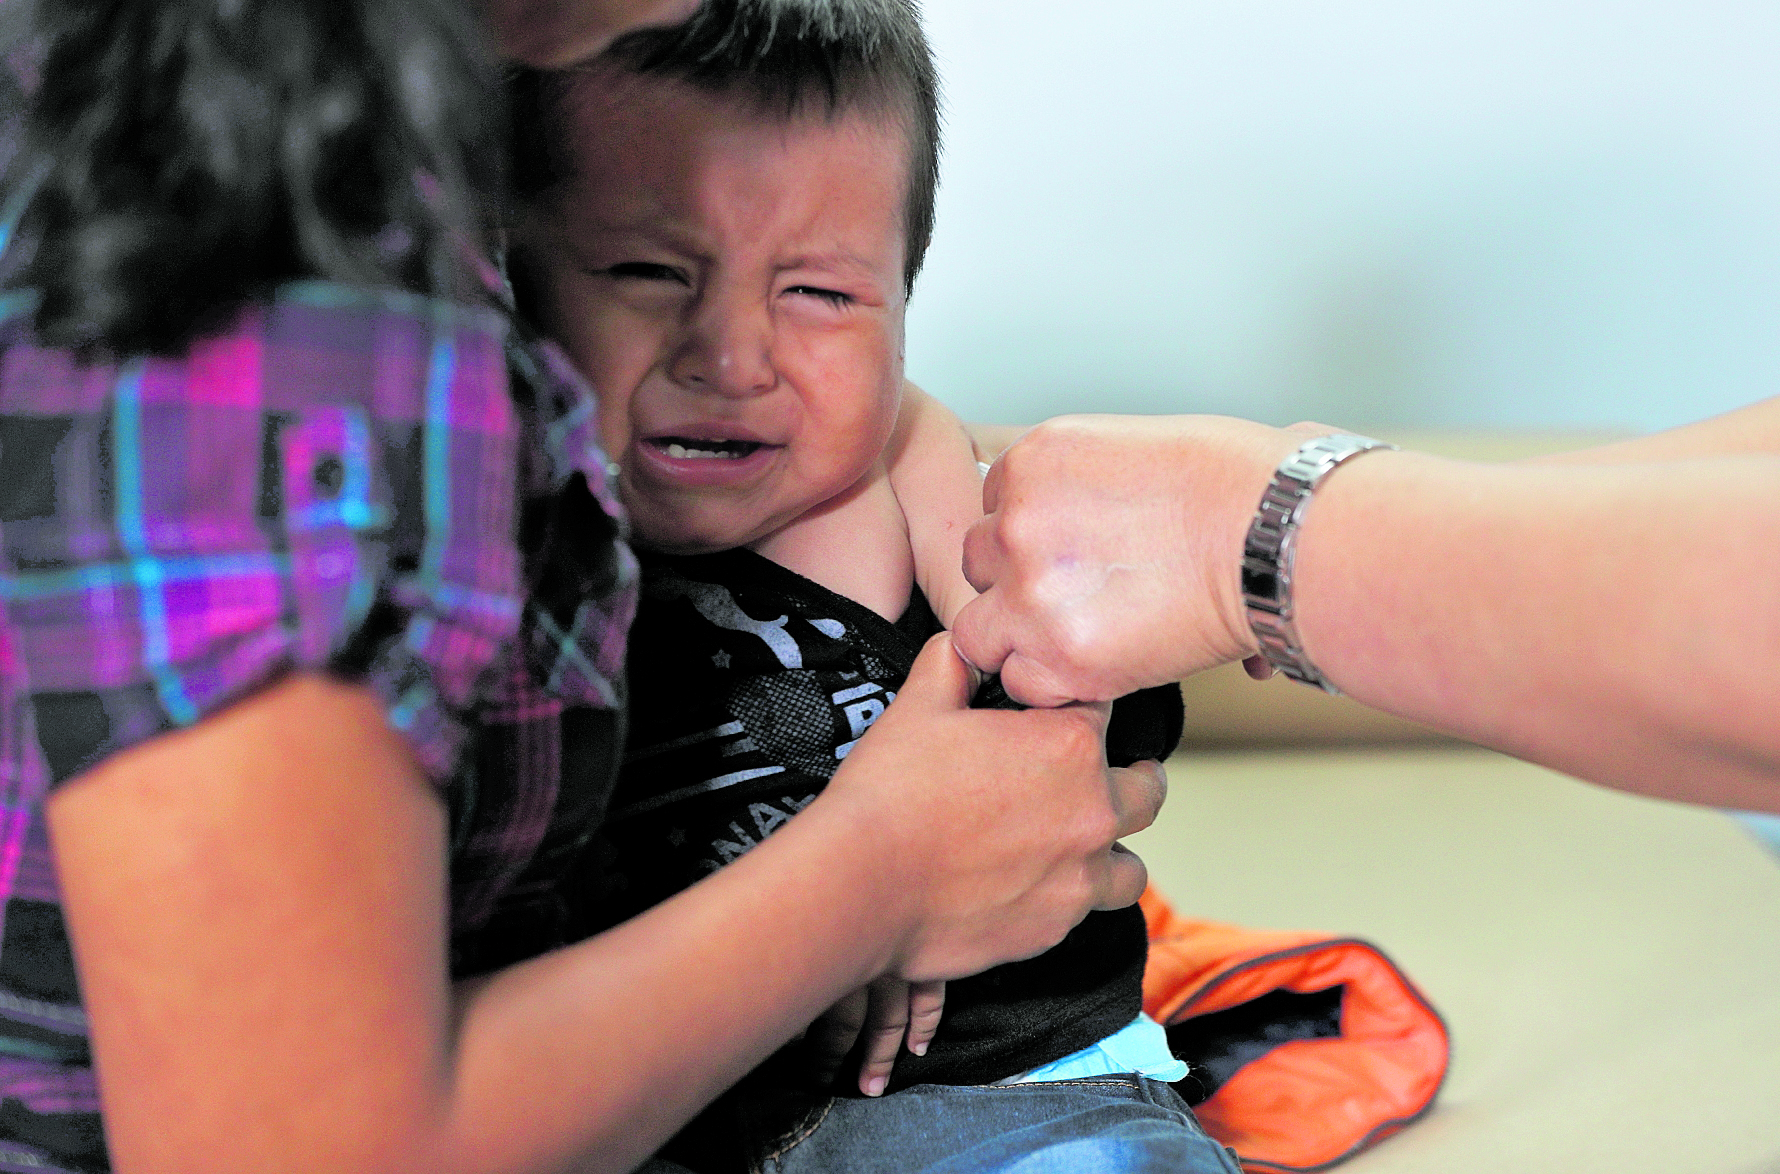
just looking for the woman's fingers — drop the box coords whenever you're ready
[994,647,1101,709]
[830,636,1166,984]
[888,631,981,714]
[947,590,1019,697]
[954,414,1310,701]
[960,502,1007,598]
[1092,760,1164,911]
[1096,842,1151,913]
[1110,758,1168,841]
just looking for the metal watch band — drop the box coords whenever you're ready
[1241,432,1398,694]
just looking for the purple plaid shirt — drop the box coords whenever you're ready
[0,282,637,1172]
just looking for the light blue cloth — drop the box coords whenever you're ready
[998,1013,1190,1085]
[1730,810,1780,860]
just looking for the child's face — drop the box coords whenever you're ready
[525,73,910,554]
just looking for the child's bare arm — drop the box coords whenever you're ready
[887,383,985,628]
[789,385,978,1096]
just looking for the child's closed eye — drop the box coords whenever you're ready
[600,261,690,285]
[785,285,853,309]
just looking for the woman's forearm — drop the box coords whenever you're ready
[54,640,1151,1174]
[1529,395,1780,465]
[1292,448,1780,809]
[52,675,886,1174]
[57,680,927,1174]
[441,792,907,1173]
[49,676,908,1174]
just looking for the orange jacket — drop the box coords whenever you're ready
[1141,888,1448,1172]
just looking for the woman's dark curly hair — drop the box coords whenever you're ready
[4,0,505,357]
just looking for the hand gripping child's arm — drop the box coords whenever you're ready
[886,382,987,629]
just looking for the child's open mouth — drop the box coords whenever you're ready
[635,433,780,488]
[648,436,764,460]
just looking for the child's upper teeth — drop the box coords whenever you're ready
[665,442,735,459]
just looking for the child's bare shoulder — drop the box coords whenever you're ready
[885,385,982,628]
[750,468,916,623]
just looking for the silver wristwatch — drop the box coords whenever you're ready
[1241,432,1398,694]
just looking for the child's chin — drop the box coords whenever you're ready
[629,519,752,557]
[623,497,758,556]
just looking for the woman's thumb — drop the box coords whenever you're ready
[891,633,979,715]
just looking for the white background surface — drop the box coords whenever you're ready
[904,0,1780,432]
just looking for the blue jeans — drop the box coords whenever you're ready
[638,1076,1242,1174]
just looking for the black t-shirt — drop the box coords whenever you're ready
[578,547,1183,1089]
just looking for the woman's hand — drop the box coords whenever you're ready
[819,633,1166,984]
[956,403,1780,811]
[951,414,1307,707]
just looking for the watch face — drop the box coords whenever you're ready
[1242,566,1280,604]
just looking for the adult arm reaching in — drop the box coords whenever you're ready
[950,401,1780,812]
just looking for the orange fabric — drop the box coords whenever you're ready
[1141,887,1448,1172]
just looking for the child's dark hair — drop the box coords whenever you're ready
[4,0,503,357]
[510,0,941,294]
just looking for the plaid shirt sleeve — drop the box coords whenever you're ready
[0,282,636,1171]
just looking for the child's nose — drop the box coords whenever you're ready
[668,296,775,398]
